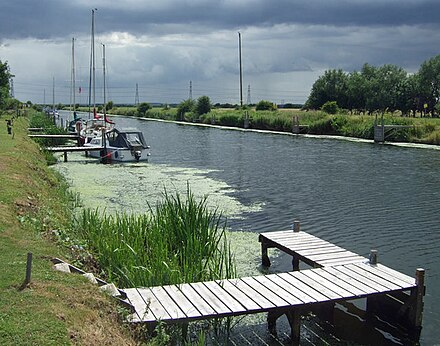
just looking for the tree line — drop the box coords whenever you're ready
[305,54,440,117]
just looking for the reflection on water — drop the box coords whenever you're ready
[56,112,440,344]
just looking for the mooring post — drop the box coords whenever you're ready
[292,116,300,134]
[243,111,249,129]
[369,249,378,265]
[366,249,379,313]
[25,252,32,285]
[408,268,425,340]
[292,221,301,270]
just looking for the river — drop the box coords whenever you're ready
[56,111,440,345]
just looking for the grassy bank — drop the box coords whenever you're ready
[0,110,136,345]
[105,106,440,145]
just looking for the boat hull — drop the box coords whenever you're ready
[85,146,148,162]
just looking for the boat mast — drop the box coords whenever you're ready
[88,8,97,120]
[92,9,96,117]
[71,37,76,119]
[102,43,106,129]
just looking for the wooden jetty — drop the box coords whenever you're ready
[28,134,80,139]
[121,222,425,344]
[45,146,103,162]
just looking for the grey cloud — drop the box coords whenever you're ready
[2,0,440,40]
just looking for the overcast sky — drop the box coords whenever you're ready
[1,0,440,105]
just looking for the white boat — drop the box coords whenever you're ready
[84,128,150,162]
[79,116,115,144]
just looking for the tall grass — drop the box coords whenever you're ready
[73,188,236,288]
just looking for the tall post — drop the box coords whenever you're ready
[92,9,96,116]
[102,43,106,129]
[25,252,32,285]
[72,37,76,116]
[292,220,301,270]
[409,268,425,339]
[52,77,56,125]
[238,32,243,108]
[369,249,378,265]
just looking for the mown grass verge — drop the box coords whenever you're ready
[0,110,137,345]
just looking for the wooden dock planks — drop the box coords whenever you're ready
[124,263,416,325]
[259,230,366,268]
[122,227,423,342]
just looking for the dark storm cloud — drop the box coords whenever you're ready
[1,0,440,40]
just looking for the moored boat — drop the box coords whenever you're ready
[84,127,150,162]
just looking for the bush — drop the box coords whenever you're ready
[321,101,339,114]
[177,99,195,120]
[137,102,151,116]
[196,96,211,115]
[256,100,276,111]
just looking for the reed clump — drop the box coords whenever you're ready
[73,189,236,288]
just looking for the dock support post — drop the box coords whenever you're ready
[287,309,300,345]
[292,221,300,270]
[261,241,271,267]
[63,151,68,162]
[408,268,425,340]
[267,308,300,344]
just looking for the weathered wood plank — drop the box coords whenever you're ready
[317,256,366,266]
[296,245,347,256]
[216,279,263,311]
[124,288,153,322]
[277,272,327,302]
[267,274,317,304]
[334,266,388,292]
[300,268,355,297]
[150,286,187,320]
[228,278,276,310]
[345,264,402,291]
[162,285,201,318]
[252,275,303,305]
[303,270,363,297]
[352,263,413,289]
[240,277,290,307]
[137,288,172,321]
[321,267,376,295]
[307,250,361,262]
[294,270,347,300]
[376,264,415,285]
[190,282,232,315]
[177,283,217,317]
[202,281,247,313]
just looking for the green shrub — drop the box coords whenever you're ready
[256,100,277,111]
[321,101,339,114]
[177,99,196,120]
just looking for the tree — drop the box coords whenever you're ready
[137,102,151,116]
[365,64,407,113]
[177,99,195,120]
[106,100,114,110]
[418,54,440,116]
[305,69,349,110]
[0,60,12,109]
[255,100,276,111]
[195,95,211,115]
